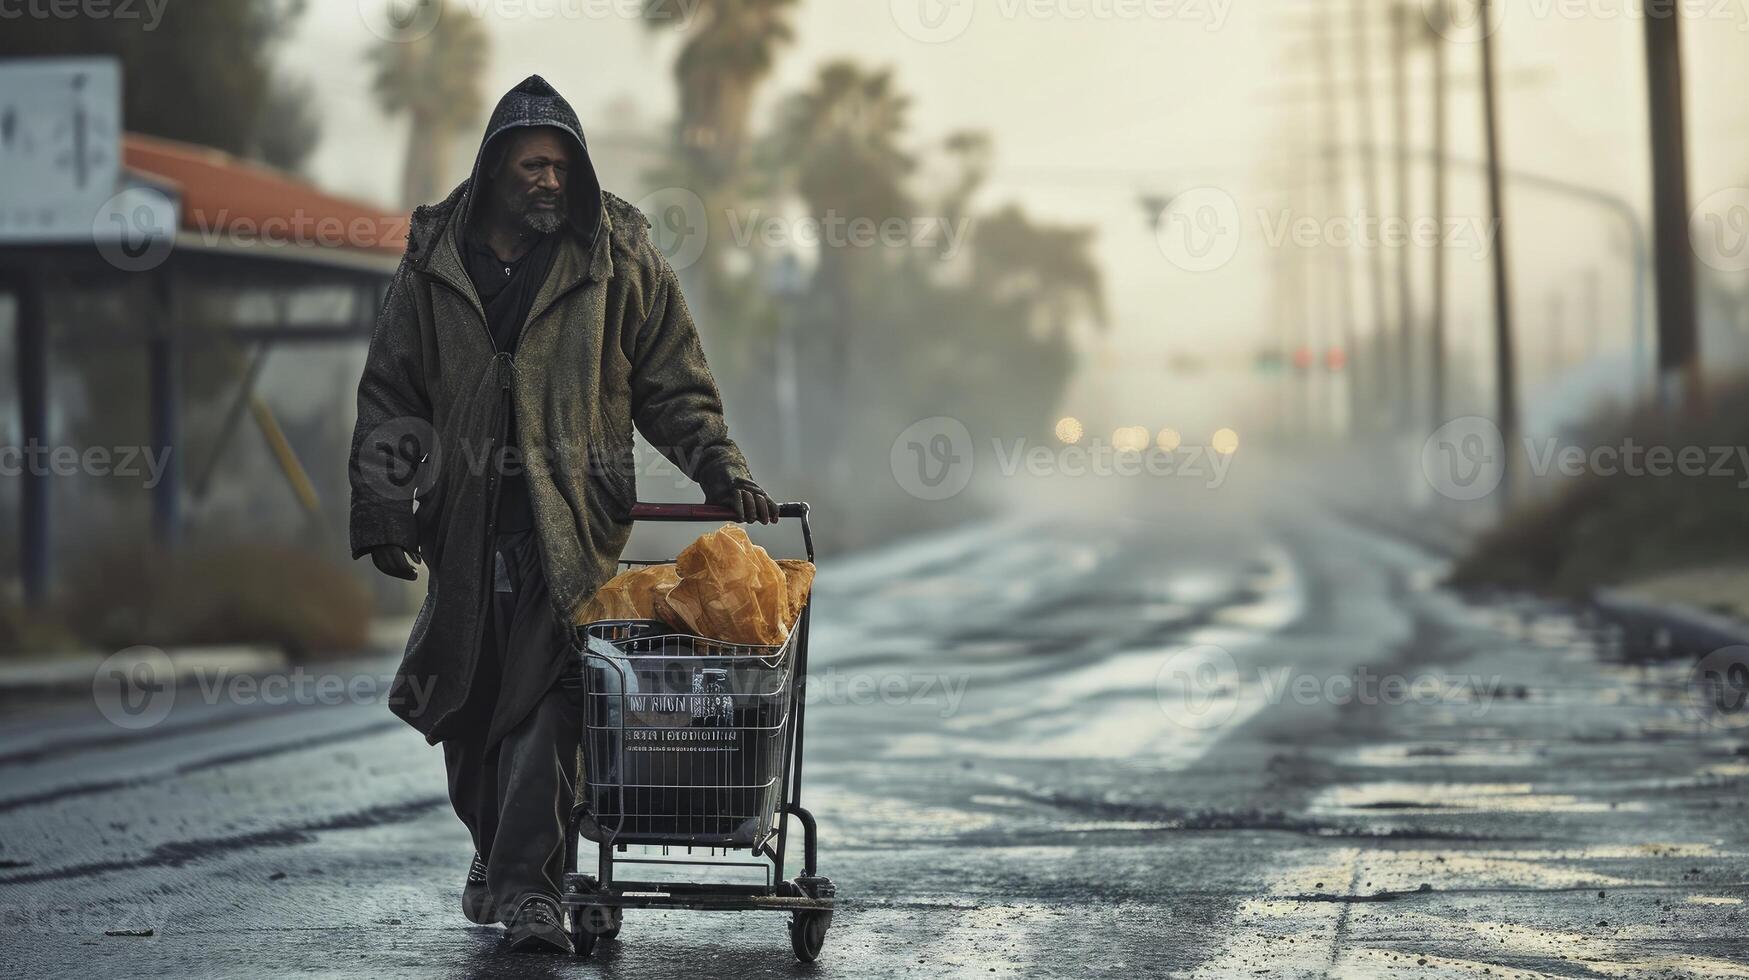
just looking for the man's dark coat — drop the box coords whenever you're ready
[349,76,753,745]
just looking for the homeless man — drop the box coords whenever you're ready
[348,75,777,955]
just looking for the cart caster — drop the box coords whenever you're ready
[568,916,596,959]
[789,909,829,962]
[570,904,620,947]
[588,905,622,940]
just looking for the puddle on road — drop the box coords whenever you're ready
[1343,743,1546,769]
[1312,781,1647,815]
[1343,912,1749,980]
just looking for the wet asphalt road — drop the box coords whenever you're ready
[2,478,1747,978]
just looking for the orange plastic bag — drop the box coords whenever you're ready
[776,559,815,632]
[573,563,679,624]
[656,524,791,645]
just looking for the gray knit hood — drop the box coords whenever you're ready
[462,74,604,249]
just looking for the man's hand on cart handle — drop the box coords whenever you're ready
[715,477,779,525]
[370,544,422,581]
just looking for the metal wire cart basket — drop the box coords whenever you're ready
[559,501,835,961]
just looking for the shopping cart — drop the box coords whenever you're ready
[559,501,835,960]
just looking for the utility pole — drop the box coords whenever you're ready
[1642,3,1702,411]
[1390,3,1415,429]
[1350,0,1390,429]
[1316,8,1355,436]
[1427,3,1449,428]
[1478,0,1518,503]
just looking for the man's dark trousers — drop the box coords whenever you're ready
[441,527,581,921]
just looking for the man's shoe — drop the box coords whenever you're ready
[462,852,495,925]
[506,896,573,955]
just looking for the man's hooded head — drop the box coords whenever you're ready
[464,75,603,245]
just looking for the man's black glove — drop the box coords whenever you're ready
[370,544,422,581]
[711,476,778,525]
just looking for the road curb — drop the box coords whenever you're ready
[1590,588,1749,658]
[0,645,289,697]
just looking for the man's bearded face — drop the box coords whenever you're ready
[491,128,571,235]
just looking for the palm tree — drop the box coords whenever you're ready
[967,206,1107,343]
[368,0,488,208]
[644,0,799,182]
[762,60,916,483]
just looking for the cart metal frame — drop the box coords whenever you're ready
[559,501,835,960]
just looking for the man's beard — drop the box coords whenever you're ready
[520,202,565,235]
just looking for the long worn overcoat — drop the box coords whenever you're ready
[349,76,753,745]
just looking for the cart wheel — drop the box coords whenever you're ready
[593,906,622,940]
[574,904,621,941]
[568,914,596,959]
[789,910,829,962]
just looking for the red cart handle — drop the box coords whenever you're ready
[629,501,809,521]
[628,501,813,560]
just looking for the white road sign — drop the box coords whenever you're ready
[0,58,127,243]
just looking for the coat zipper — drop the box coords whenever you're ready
[426,219,606,736]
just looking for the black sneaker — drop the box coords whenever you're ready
[506,896,573,955]
[462,852,495,925]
